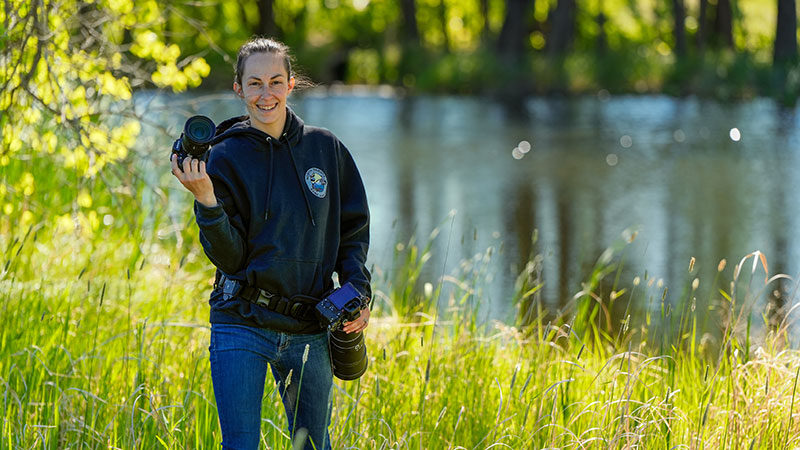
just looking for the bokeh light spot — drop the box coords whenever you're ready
[620,135,633,148]
[606,154,619,166]
[730,128,741,141]
[518,140,531,153]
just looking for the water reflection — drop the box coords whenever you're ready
[142,92,800,339]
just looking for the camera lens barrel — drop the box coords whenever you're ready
[329,330,368,380]
[181,115,216,156]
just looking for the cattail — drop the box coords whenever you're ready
[633,276,641,286]
[302,344,309,364]
[424,282,433,299]
[434,406,447,429]
[689,257,696,273]
[286,369,293,387]
[657,278,664,289]
[718,259,727,272]
[692,278,700,291]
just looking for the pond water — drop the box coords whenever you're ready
[138,90,800,334]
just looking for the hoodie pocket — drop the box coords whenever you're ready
[253,257,327,298]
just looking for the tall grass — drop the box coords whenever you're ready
[2,153,800,449]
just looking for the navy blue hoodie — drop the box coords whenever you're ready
[193,107,370,333]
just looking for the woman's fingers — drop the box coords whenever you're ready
[170,154,180,176]
[183,155,193,175]
[342,307,370,334]
[171,156,216,206]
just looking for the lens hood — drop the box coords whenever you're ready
[181,115,216,156]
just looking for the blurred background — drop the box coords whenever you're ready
[4,0,800,337]
[174,0,797,100]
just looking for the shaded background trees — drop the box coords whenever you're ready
[6,0,799,111]
[158,0,796,101]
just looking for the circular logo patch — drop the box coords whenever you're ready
[304,167,328,198]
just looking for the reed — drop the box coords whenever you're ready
[2,154,800,449]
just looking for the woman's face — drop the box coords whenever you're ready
[234,52,295,137]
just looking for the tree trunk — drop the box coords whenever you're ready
[697,0,708,52]
[400,0,419,44]
[438,0,450,52]
[480,0,490,46]
[714,0,733,49]
[497,0,529,59]
[672,0,686,58]
[547,0,576,55]
[257,0,278,38]
[596,0,607,55]
[774,0,798,64]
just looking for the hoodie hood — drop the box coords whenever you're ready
[210,106,304,148]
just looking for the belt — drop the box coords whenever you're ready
[215,275,318,322]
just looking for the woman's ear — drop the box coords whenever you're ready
[233,82,243,98]
[288,76,296,94]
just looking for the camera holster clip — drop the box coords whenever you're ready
[221,278,241,301]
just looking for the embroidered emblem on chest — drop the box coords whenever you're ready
[304,167,328,198]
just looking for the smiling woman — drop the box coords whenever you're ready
[233,48,295,137]
[169,37,373,450]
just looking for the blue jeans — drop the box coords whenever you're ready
[209,323,333,450]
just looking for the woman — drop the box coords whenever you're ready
[171,37,371,450]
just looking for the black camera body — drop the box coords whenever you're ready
[315,282,369,332]
[315,282,370,380]
[171,115,216,168]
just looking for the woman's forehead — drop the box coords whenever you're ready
[243,52,287,77]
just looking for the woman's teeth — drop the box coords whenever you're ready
[257,104,277,112]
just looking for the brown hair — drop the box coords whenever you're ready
[234,37,294,86]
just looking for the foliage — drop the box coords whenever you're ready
[148,0,791,99]
[0,0,211,223]
[3,188,800,447]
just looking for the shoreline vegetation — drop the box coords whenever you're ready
[1,176,799,448]
[3,1,800,447]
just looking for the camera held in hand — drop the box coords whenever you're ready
[315,283,370,380]
[171,115,216,169]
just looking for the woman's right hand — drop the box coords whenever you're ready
[171,154,217,207]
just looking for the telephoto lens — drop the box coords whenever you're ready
[171,115,216,169]
[181,115,216,156]
[329,329,368,380]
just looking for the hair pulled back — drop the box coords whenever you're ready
[234,37,295,86]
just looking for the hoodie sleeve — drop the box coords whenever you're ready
[334,140,372,301]
[193,151,247,275]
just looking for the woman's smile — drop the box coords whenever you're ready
[234,52,295,137]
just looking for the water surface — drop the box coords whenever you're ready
[139,91,800,332]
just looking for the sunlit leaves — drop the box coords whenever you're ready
[0,0,211,230]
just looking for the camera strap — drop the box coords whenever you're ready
[215,275,318,322]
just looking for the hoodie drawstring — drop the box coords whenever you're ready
[286,138,317,227]
[264,137,275,221]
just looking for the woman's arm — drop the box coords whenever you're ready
[334,141,371,300]
[172,154,247,274]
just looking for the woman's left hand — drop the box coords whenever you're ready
[342,306,370,334]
